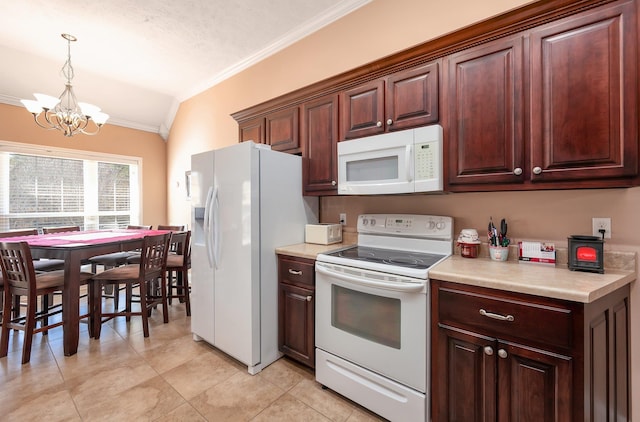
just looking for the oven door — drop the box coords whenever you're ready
[315,261,428,392]
[337,131,414,195]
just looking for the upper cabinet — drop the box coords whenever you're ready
[266,106,301,154]
[239,106,301,154]
[448,0,638,191]
[340,62,439,140]
[239,117,265,145]
[302,94,339,195]
[446,36,525,187]
[528,0,637,183]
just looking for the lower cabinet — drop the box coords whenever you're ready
[431,279,629,422]
[277,254,315,368]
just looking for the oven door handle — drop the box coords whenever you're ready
[316,264,426,293]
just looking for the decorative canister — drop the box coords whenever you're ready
[457,229,481,258]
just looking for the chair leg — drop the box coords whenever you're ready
[22,297,37,364]
[161,275,169,324]
[183,270,191,316]
[0,293,11,358]
[93,281,103,340]
[140,282,150,337]
[41,293,50,335]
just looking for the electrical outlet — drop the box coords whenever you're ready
[592,217,611,239]
[339,213,347,226]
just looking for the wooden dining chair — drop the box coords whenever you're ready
[0,229,65,324]
[0,241,93,364]
[165,231,191,316]
[90,233,171,339]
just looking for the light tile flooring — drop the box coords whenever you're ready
[0,299,386,421]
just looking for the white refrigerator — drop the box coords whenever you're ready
[190,141,318,374]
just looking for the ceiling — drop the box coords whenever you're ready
[0,0,369,138]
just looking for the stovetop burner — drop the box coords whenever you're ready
[326,246,446,270]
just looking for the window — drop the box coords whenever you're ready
[0,141,141,231]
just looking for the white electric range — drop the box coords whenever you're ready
[315,214,454,422]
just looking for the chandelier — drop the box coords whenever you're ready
[20,33,109,137]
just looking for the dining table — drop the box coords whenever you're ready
[0,228,169,356]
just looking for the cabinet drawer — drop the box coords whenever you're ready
[437,285,575,350]
[278,256,315,287]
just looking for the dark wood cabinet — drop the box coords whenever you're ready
[239,116,265,144]
[266,106,301,154]
[448,0,638,191]
[431,280,629,422]
[301,94,339,195]
[277,254,315,368]
[446,36,525,187]
[233,0,640,193]
[528,0,637,183]
[340,62,439,140]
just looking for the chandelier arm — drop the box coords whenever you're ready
[79,121,102,136]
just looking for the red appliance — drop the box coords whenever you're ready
[568,235,604,273]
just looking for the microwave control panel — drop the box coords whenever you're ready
[415,141,438,180]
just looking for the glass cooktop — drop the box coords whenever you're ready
[325,246,446,270]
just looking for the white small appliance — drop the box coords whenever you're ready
[337,125,443,195]
[190,141,318,374]
[305,223,342,245]
[315,213,453,422]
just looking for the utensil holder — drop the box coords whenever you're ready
[489,246,509,261]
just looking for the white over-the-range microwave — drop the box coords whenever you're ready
[337,125,443,195]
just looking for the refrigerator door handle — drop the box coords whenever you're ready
[203,186,215,268]
[212,187,221,269]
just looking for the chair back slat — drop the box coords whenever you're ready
[158,225,185,231]
[127,225,152,230]
[139,233,171,282]
[0,228,38,238]
[0,242,36,292]
[42,226,81,234]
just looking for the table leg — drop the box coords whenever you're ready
[63,253,81,356]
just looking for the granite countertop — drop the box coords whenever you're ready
[430,255,636,303]
[275,242,354,260]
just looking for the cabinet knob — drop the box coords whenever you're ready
[484,346,494,356]
[513,167,523,176]
[376,121,383,127]
[532,166,543,175]
[387,118,393,126]
[306,295,313,302]
[498,349,508,359]
[288,269,303,276]
[331,180,337,186]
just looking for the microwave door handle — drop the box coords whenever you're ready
[406,144,414,182]
[316,264,425,293]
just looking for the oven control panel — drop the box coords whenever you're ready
[357,214,453,239]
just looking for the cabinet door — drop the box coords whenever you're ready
[447,36,525,187]
[278,282,315,368]
[434,325,496,422]
[340,79,385,139]
[529,0,637,182]
[239,117,265,144]
[302,94,339,195]
[497,341,573,422]
[386,62,439,131]
[266,107,300,153]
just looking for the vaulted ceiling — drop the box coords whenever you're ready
[0,0,369,138]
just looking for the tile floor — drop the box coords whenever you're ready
[0,299,386,421]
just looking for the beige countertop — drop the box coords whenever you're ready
[430,255,636,303]
[275,242,354,260]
